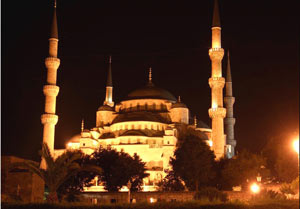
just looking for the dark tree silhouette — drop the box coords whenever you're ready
[90,148,149,192]
[171,126,216,191]
[221,150,269,188]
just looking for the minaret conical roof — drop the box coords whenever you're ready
[107,56,113,87]
[212,0,221,27]
[226,50,232,82]
[50,1,58,39]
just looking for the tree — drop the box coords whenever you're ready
[274,153,298,183]
[11,143,102,203]
[221,150,269,188]
[90,148,149,192]
[57,155,97,202]
[170,127,216,191]
[262,134,298,182]
[158,170,185,191]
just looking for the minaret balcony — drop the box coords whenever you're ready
[209,77,225,89]
[43,85,59,97]
[224,97,235,105]
[209,107,226,118]
[209,48,224,60]
[45,57,60,69]
[41,114,58,125]
[224,117,236,125]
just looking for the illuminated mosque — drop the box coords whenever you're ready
[40,0,236,191]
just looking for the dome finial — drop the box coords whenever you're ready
[109,55,112,64]
[178,96,181,103]
[194,116,197,127]
[149,67,152,82]
[50,0,58,39]
[81,119,84,132]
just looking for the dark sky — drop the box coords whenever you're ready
[2,0,299,161]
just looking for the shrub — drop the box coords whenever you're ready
[259,189,286,200]
[280,183,296,195]
[194,187,228,202]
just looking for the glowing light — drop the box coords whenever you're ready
[93,141,98,146]
[293,139,299,154]
[212,102,218,109]
[67,142,72,147]
[208,140,213,147]
[150,197,156,203]
[250,183,260,194]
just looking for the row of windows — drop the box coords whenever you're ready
[112,123,165,131]
[120,103,168,112]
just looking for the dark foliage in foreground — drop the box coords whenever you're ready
[1,200,299,209]
[194,187,228,202]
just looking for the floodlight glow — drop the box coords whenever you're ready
[250,183,260,194]
[293,139,299,154]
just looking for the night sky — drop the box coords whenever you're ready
[2,0,299,161]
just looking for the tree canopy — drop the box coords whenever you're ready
[170,126,216,191]
[221,150,269,188]
[90,148,149,192]
[11,143,102,203]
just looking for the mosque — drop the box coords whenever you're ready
[40,0,236,191]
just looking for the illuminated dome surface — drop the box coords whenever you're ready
[127,83,176,101]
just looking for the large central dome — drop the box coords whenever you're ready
[127,82,176,101]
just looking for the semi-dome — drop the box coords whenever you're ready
[127,83,176,101]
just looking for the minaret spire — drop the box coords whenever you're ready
[50,0,58,40]
[208,0,226,160]
[226,50,232,83]
[41,0,61,168]
[224,50,236,158]
[212,0,221,27]
[103,56,114,107]
[107,56,112,87]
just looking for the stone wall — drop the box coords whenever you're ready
[1,156,44,202]
[81,191,196,204]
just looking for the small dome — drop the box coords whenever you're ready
[98,105,114,111]
[127,83,176,101]
[171,102,187,108]
[197,121,210,129]
[68,134,81,143]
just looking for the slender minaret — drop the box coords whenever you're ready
[40,1,60,168]
[224,51,236,158]
[103,56,114,107]
[208,0,226,160]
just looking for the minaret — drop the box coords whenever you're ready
[40,1,60,168]
[103,56,114,107]
[224,51,236,158]
[208,0,226,160]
